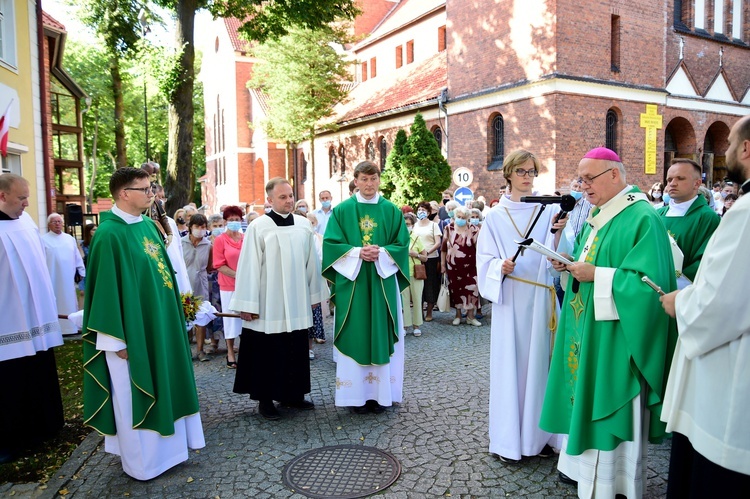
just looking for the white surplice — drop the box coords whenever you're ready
[229,213,324,333]
[332,192,406,408]
[476,196,561,460]
[42,231,85,335]
[661,188,750,476]
[0,212,63,361]
[96,205,205,481]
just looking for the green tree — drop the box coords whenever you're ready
[249,26,352,200]
[387,113,452,207]
[71,0,149,169]
[151,0,359,215]
[380,129,407,200]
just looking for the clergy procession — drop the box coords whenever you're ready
[2,114,750,497]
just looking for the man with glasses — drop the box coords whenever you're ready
[477,149,566,465]
[541,147,677,498]
[82,167,205,480]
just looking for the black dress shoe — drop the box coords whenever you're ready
[538,444,555,457]
[366,400,386,414]
[282,399,315,410]
[258,400,281,420]
[352,405,369,414]
[558,471,577,486]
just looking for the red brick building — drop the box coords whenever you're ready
[200,0,750,210]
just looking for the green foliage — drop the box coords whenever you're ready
[380,129,407,199]
[72,0,146,57]
[249,26,353,144]
[385,114,452,207]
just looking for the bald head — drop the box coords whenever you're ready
[0,174,30,219]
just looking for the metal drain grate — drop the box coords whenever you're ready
[282,445,401,498]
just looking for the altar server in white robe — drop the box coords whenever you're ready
[476,149,564,463]
[659,114,750,497]
[230,177,324,420]
[43,213,85,335]
[0,174,64,463]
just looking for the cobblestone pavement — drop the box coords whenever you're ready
[17,307,670,498]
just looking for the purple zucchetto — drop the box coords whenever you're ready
[583,147,621,162]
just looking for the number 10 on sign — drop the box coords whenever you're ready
[453,167,473,187]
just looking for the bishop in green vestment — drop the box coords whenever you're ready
[322,161,409,411]
[657,159,720,283]
[82,168,204,480]
[541,148,677,498]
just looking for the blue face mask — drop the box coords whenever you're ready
[211,228,225,237]
[321,200,332,209]
[455,218,467,227]
[417,211,428,220]
[469,218,480,226]
[570,190,583,201]
[447,210,455,218]
[662,193,671,204]
[226,221,242,232]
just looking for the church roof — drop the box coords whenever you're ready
[354,0,445,51]
[224,17,252,54]
[335,51,446,123]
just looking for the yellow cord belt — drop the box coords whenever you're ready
[505,275,558,333]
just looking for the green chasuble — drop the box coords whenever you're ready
[540,187,678,455]
[656,196,720,281]
[322,196,410,366]
[82,211,200,436]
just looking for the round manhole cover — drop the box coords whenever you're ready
[282,445,401,498]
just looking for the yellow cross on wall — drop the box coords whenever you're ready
[640,104,663,175]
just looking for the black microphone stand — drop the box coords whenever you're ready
[502,204,547,283]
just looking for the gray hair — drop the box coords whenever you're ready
[454,205,470,218]
[207,214,224,225]
[47,213,63,224]
[445,200,459,211]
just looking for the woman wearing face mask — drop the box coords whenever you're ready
[470,208,483,228]
[413,201,443,322]
[182,214,213,361]
[204,214,226,354]
[441,206,481,326]
[174,209,188,237]
[294,199,310,215]
[212,206,245,368]
[403,213,427,337]
[439,200,459,233]
[648,182,665,207]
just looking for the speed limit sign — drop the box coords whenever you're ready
[453,167,473,187]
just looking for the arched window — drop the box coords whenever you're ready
[366,139,376,161]
[606,109,618,153]
[379,136,387,170]
[329,146,337,177]
[432,126,443,150]
[488,114,504,170]
[338,145,346,174]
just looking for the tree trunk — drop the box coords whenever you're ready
[164,0,197,216]
[87,114,100,211]
[110,55,128,169]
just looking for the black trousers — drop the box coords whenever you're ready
[233,328,311,402]
[667,432,750,498]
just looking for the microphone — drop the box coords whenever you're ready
[519,195,575,206]
[550,194,577,234]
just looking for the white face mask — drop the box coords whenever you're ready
[191,228,204,239]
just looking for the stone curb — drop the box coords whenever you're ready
[37,431,103,499]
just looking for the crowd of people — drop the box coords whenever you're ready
[1,115,748,496]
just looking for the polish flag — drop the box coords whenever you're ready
[0,100,11,158]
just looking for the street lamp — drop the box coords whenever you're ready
[138,9,150,161]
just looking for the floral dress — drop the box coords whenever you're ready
[441,224,480,311]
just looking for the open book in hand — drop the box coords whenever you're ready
[514,238,574,265]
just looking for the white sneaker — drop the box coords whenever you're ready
[413,329,422,337]
[452,317,461,326]
[468,318,482,327]
[309,350,315,360]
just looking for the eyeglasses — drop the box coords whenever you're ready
[514,168,538,177]
[577,168,613,186]
[124,187,154,195]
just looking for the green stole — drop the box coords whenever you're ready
[656,196,720,281]
[322,196,409,365]
[540,186,678,454]
[82,211,200,436]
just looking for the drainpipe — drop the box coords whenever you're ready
[36,0,53,216]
